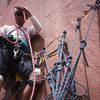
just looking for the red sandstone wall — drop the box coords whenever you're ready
[0,0,100,100]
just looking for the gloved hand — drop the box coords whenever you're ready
[29,68,43,82]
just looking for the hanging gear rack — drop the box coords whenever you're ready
[58,0,100,99]
[33,0,100,100]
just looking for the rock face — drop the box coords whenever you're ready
[0,0,100,100]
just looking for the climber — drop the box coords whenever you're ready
[0,6,42,100]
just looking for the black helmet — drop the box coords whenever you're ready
[14,8,24,17]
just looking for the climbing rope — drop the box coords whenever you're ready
[55,31,67,99]
[35,31,68,100]
[21,11,36,100]
[78,18,89,67]
[57,17,81,99]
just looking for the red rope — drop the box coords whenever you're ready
[0,25,19,44]
[28,33,36,100]
[23,11,36,100]
[19,27,36,100]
